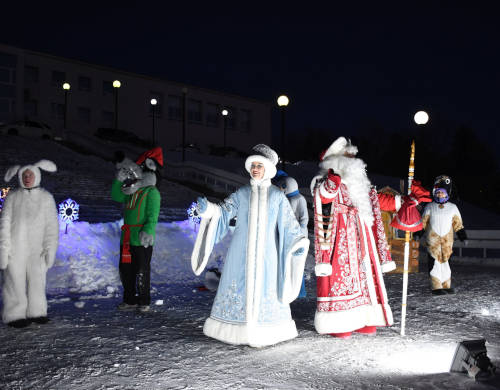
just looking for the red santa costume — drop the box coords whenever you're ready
[310,137,400,337]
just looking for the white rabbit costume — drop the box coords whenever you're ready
[0,160,59,324]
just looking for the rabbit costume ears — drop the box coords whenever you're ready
[4,159,57,188]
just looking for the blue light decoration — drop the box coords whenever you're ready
[0,187,10,213]
[59,198,80,234]
[187,201,201,231]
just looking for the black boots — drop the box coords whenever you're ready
[7,319,31,328]
[30,316,50,324]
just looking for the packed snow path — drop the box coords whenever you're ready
[1,224,499,390]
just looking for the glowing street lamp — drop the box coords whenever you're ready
[414,110,429,125]
[62,83,71,131]
[113,80,121,130]
[151,98,158,146]
[222,109,229,149]
[277,95,289,169]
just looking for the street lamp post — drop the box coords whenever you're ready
[182,87,187,162]
[151,98,158,146]
[222,109,229,149]
[62,82,70,132]
[113,80,121,130]
[277,95,289,169]
[414,110,429,126]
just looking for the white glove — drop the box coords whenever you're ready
[139,231,154,248]
[315,263,332,277]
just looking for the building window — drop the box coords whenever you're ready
[50,102,65,121]
[0,98,9,113]
[205,103,219,127]
[102,110,114,127]
[149,91,163,118]
[78,76,92,92]
[168,95,182,120]
[102,80,114,95]
[24,100,38,117]
[78,107,91,124]
[240,109,252,133]
[0,52,17,68]
[52,70,66,87]
[0,68,10,83]
[226,106,236,130]
[188,99,202,123]
[0,83,15,98]
[24,66,39,84]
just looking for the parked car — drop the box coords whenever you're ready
[0,120,55,139]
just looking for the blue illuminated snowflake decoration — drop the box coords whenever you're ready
[0,187,10,212]
[59,198,80,224]
[187,202,201,225]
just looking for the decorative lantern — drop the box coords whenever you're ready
[187,202,201,231]
[58,198,80,233]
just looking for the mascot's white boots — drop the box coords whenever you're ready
[0,160,59,328]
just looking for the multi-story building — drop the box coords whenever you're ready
[0,43,272,153]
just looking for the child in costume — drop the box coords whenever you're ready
[422,175,466,295]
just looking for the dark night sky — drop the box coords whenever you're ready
[2,1,500,147]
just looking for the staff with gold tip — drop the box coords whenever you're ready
[400,140,415,336]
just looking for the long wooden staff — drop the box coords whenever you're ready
[400,140,415,336]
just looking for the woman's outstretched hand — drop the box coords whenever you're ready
[197,197,208,214]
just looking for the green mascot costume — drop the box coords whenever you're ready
[111,147,162,312]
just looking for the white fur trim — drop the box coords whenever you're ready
[281,236,310,304]
[245,155,277,180]
[381,261,396,273]
[314,303,394,334]
[191,202,221,275]
[198,201,217,219]
[394,195,402,212]
[18,165,41,188]
[322,137,358,160]
[203,317,298,348]
[250,177,271,187]
[252,184,268,319]
[34,159,57,172]
[4,165,20,182]
[315,263,333,277]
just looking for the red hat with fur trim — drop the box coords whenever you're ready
[136,147,164,167]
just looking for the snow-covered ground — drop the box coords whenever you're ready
[0,219,499,390]
[1,135,500,389]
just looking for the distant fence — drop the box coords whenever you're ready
[453,230,500,266]
[163,160,248,195]
[163,161,500,266]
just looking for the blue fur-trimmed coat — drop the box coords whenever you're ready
[191,179,309,347]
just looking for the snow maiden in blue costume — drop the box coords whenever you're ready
[191,144,309,347]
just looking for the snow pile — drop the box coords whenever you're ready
[36,219,232,294]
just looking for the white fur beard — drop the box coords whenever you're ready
[319,156,374,226]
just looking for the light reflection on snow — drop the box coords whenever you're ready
[381,342,457,374]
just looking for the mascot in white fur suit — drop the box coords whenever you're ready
[0,160,59,328]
